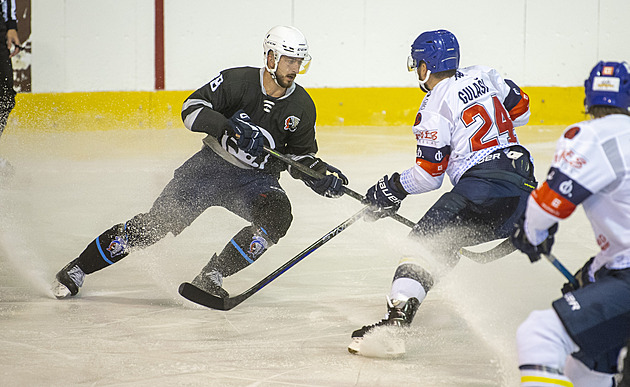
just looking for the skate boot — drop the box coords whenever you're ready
[191,262,229,299]
[51,258,86,299]
[348,296,420,357]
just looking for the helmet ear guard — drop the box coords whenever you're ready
[584,61,630,112]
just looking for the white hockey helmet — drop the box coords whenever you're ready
[263,26,312,75]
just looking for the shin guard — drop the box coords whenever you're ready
[208,226,273,277]
[75,224,130,274]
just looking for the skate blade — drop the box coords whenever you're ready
[347,337,405,358]
[51,280,72,299]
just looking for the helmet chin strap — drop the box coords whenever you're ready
[418,69,432,92]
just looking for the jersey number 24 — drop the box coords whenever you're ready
[462,95,517,152]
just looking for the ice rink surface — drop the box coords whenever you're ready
[0,126,598,386]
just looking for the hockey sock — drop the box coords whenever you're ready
[208,225,272,277]
[390,260,434,305]
[75,223,130,274]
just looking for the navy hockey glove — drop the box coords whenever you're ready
[561,257,595,294]
[362,173,408,221]
[228,110,264,157]
[510,216,558,263]
[288,155,349,198]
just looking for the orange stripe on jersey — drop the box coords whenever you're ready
[416,155,449,177]
[508,90,529,120]
[532,182,576,219]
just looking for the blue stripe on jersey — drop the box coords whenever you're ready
[546,167,592,205]
[95,236,114,265]
[503,79,522,111]
[231,239,254,264]
[417,144,451,163]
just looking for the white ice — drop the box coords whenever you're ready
[0,126,597,386]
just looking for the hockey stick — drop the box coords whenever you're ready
[545,253,579,288]
[264,146,514,261]
[457,238,516,263]
[264,146,414,228]
[179,206,370,311]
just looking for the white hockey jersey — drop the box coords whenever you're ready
[524,114,630,273]
[399,65,531,194]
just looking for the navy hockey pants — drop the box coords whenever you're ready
[554,266,630,374]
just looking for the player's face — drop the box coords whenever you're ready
[275,55,303,88]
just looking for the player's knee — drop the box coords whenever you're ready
[412,191,468,237]
[251,190,292,243]
[517,309,572,368]
[125,212,170,248]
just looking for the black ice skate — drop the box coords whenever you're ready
[348,297,420,357]
[191,267,229,299]
[51,258,86,299]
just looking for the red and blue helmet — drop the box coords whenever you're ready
[408,29,460,73]
[584,61,630,112]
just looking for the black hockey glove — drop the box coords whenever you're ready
[288,155,349,198]
[561,257,595,294]
[228,110,264,157]
[510,216,558,263]
[362,173,408,221]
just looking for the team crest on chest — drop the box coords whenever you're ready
[284,116,300,132]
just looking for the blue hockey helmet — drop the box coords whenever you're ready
[407,30,460,73]
[584,61,630,112]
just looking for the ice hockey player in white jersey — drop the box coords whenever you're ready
[511,61,630,386]
[349,29,535,357]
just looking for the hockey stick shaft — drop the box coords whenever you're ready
[265,146,516,260]
[180,207,370,310]
[457,238,516,263]
[263,146,415,228]
[545,253,579,288]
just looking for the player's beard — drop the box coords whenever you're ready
[275,72,296,88]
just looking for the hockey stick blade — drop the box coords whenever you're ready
[178,282,231,310]
[179,207,370,311]
[457,238,516,264]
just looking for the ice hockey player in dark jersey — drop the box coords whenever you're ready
[51,25,348,300]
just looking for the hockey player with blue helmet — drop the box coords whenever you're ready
[512,60,630,387]
[349,29,535,357]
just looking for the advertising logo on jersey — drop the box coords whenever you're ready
[284,116,300,132]
[553,149,587,170]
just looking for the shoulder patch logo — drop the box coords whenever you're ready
[564,126,580,139]
[414,112,422,126]
[284,116,300,132]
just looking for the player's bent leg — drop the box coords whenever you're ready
[191,190,292,298]
[52,212,173,299]
[348,260,429,357]
[517,309,579,386]
[390,260,434,304]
